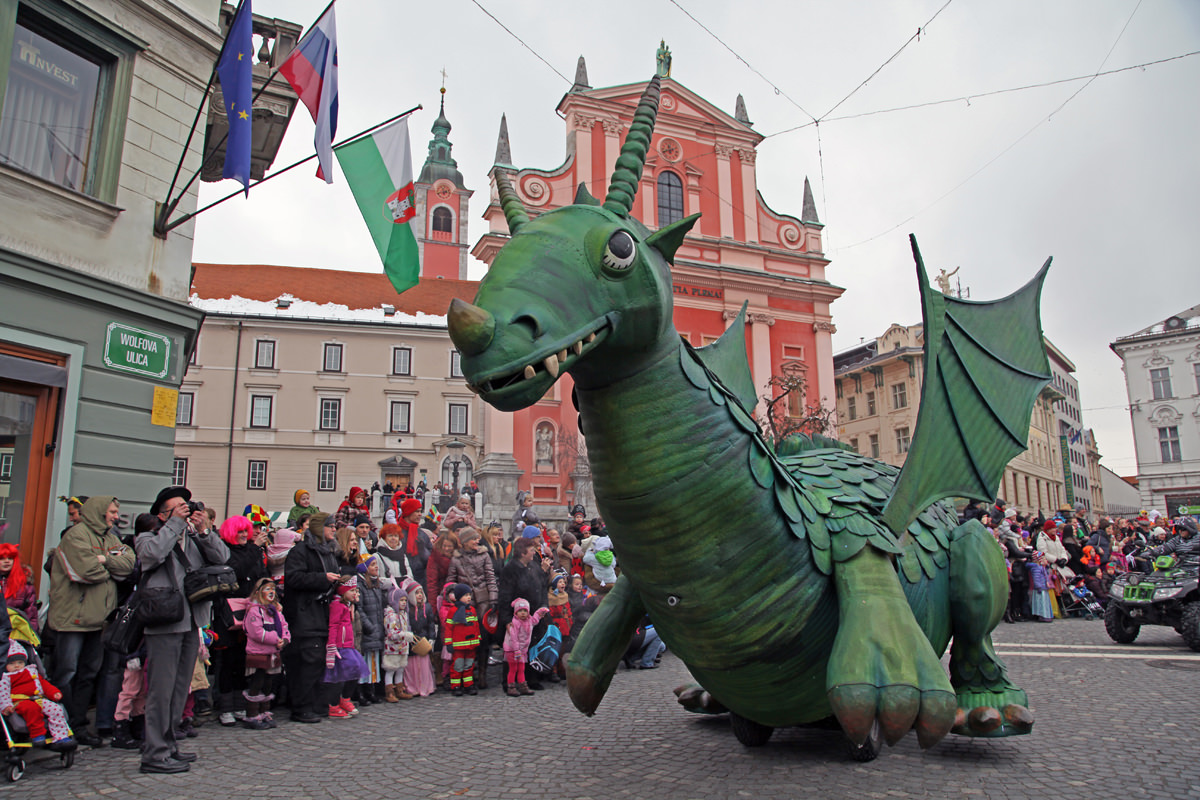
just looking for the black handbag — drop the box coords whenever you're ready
[103,596,145,653]
[136,585,186,626]
[183,564,239,603]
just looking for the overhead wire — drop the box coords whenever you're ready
[467,0,572,85]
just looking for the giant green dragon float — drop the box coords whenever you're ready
[448,74,1050,761]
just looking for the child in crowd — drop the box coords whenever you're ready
[0,641,73,747]
[243,578,290,729]
[110,643,147,749]
[503,598,548,697]
[382,585,415,701]
[546,572,572,682]
[437,583,459,690]
[267,525,303,586]
[374,523,409,587]
[444,583,481,696]
[325,583,369,718]
[356,555,387,705]
[404,581,438,697]
[1026,552,1053,623]
[288,489,319,527]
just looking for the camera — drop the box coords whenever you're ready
[187,499,206,514]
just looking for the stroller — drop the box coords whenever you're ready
[1,609,77,782]
[1061,582,1103,619]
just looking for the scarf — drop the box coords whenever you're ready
[451,599,473,625]
[404,522,421,557]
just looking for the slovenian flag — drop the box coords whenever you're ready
[279,4,338,182]
[335,117,420,295]
[215,0,253,194]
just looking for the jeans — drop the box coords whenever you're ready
[94,645,127,731]
[50,629,105,730]
[637,626,666,668]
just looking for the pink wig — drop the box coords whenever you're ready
[219,515,253,546]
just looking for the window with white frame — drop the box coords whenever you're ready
[0,453,12,482]
[1150,367,1172,400]
[392,347,412,376]
[247,459,267,490]
[390,400,411,433]
[249,395,273,428]
[171,457,187,487]
[895,427,911,454]
[254,339,275,369]
[1159,426,1182,463]
[319,397,341,431]
[176,391,194,426]
[448,402,468,435]
[869,434,880,459]
[317,461,337,492]
[450,350,463,378]
[323,343,343,372]
[891,382,908,409]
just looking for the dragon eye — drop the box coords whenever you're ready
[602,230,636,271]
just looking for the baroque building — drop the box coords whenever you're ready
[470,52,843,526]
[1110,303,1200,514]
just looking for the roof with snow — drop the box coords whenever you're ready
[190,263,480,325]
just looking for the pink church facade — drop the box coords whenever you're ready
[470,60,843,521]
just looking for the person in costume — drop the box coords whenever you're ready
[241,578,289,730]
[446,528,497,689]
[0,543,37,633]
[324,583,368,718]
[1,641,73,746]
[443,583,481,696]
[403,581,437,697]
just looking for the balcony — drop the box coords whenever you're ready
[201,3,302,183]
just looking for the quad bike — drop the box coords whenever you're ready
[1105,555,1200,651]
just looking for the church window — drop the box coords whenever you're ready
[657,170,683,227]
[432,206,453,233]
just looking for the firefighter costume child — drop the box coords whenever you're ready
[444,583,481,696]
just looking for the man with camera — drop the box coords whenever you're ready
[135,487,228,774]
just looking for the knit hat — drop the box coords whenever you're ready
[511,597,530,613]
[400,498,422,517]
[458,527,481,545]
[1043,520,1058,532]
[451,583,471,602]
[309,511,334,532]
[1004,508,1017,519]
[6,640,26,665]
[522,525,542,539]
[336,583,357,598]
[387,585,407,613]
[1152,526,1166,537]
[353,514,371,528]
[357,554,377,574]
[294,489,310,505]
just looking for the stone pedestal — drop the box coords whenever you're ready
[475,451,523,534]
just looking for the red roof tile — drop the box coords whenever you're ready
[191,263,480,316]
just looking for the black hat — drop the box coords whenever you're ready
[150,486,191,516]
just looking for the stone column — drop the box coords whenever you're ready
[573,113,595,195]
[714,144,734,239]
[602,120,622,188]
[737,147,758,243]
[813,320,838,427]
[475,403,523,532]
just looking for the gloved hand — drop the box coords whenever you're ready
[325,645,338,670]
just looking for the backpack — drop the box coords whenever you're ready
[528,624,563,673]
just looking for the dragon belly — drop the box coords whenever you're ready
[578,352,840,727]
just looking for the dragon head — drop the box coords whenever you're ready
[448,75,699,412]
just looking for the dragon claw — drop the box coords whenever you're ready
[673,683,727,715]
[949,692,1034,738]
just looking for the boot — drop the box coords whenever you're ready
[475,670,488,690]
[394,683,413,700]
[384,684,398,703]
[130,715,145,741]
[517,681,534,696]
[506,685,521,697]
[357,684,375,706]
[111,720,139,750]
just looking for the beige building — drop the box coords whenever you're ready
[1083,428,1106,514]
[176,264,482,520]
[834,322,1067,516]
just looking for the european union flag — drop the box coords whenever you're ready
[216,0,253,194]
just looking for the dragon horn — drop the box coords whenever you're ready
[602,75,662,217]
[494,169,529,234]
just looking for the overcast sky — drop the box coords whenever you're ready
[191,0,1200,477]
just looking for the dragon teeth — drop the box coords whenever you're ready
[585,332,596,343]
[558,350,568,362]
[544,356,559,379]
[573,341,583,355]
[523,365,536,380]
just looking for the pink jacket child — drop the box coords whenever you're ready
[244,601,291,657]
[502,598,548,697]
[1,641,73,746]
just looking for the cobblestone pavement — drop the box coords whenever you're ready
[4,618,1199,800]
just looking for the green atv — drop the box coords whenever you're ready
[1105,555,1200,651]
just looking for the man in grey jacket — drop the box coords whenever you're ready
[135,487,228,774]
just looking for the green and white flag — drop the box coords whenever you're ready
[335,117,420,294]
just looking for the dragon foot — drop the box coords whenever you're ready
[673,683,728,715]
[950,689,1033,738]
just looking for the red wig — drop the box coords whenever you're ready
[0,543,27,600]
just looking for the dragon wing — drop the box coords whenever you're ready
[879,236,1052,537]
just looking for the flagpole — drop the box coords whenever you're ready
[155,0,339,237]
[154,0,250,237]
[158,105,422,235]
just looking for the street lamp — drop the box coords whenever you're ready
[445,437,466,497]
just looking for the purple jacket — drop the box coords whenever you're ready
[244,602,290,655]
[1026,561,1050,592]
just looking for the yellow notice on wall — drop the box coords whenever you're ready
[151,386,178,428]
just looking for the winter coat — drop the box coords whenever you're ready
[409,600,438,643]
[1026,562,1050,592]
[426,549,453,602]
[442,504,478,531]
[503,607,548,661]
[48,496,136,632]
[327,598,355,649]
[567,587,600,640]
[244,602,290,656]
[288,502,320,527]
[447,548,498,608]
[224,541,267,599]
[0,665,62,708]
[356,575,386,653]
[444,604,480,651]
[282,532,340,641]
[1086,530,1113,563]
[498,558,549,632]
[133,514,230,635]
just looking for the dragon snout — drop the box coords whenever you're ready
[448,298,496,356]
